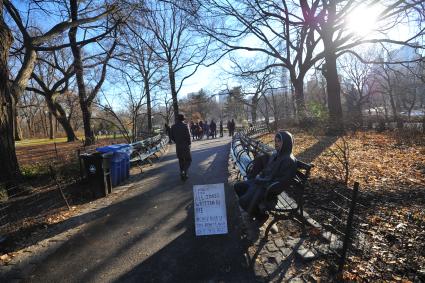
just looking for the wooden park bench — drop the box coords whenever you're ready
[257,160,314,237]
[231,131,361,276]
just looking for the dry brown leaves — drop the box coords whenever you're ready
[259,129,425,281]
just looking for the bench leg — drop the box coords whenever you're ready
[264,217,279,240]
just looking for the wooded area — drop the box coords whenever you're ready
[0,1,424,191]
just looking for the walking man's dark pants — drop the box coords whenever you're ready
[178,155,192,176]
[171,114,192,181]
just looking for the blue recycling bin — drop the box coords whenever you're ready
[96,144,131,186]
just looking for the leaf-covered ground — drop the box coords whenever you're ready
[259,129,425,282]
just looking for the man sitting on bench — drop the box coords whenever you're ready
[234,131,298,223]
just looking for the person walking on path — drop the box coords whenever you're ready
[164,123,172,144]
[170,114,192,181]
[210,120,217,139]
[198,121,204,140]
[229,119,236,137]
[204,122,210,139]
[219,120,223,137]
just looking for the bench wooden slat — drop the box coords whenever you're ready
[276,192,298,210]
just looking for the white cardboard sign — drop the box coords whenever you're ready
[193,183,228,236]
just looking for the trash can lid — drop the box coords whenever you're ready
[96,144,129,153]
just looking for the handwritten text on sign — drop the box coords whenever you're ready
[193,183,228,236]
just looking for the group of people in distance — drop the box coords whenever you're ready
[165,118,237,143]
[189,120,218,140]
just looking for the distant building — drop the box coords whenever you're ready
[389,45,420,62]
[217,90,228,104]
[187,92,197,100]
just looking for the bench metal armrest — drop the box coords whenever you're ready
[264,181,282,198]
[296,160,314,178]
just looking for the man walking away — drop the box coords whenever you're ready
[171,114,192,181]
[210,120,217,139]
[204,122,210,139]
[230,119,236,137]
[165,123,172,144]
[219,120,223,137]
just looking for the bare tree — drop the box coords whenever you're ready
[1,0,115,181]
[68,0,120,145]
[141,0,215,122]
[18,91,40,137]
[229,57,282,124]
[99,68,149,142]
[27,48,78,141]
[314,0,425,131]
[0,1,18,181]
[200,0,324,121]
[339,53,376,128]
[153,91,174,126]
[200,0,425,133]
[120,17,164,133]
[373,62,405,128]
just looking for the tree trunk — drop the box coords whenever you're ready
[45,95,77,142]
[57,116,77,142]
[292,79,306,121]
[80,100,94,144]
[48,112,54,139]
[321,1,344,134]
[168,64,179,123]
[27,118,33,137]
[356,103,363,129]
[0,4,20,182]
[387,90,403,129]
[144,77,153,133]
[13,105,21,141]
[422,114,425,134]
[69,0,94,145]
[264,100,270,129]
[133,114,137,142]
[40,110,48,137]
[251,96,258,124]
[323,50,344,133]
[11,47,37,140]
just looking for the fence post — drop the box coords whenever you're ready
[77,149,83,180]
[338,181,360,277]
[49,165,71,211]
[54,142,59,159]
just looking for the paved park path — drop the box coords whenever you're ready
[22,137,255,282]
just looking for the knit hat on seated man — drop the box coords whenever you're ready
[177,114,185,121]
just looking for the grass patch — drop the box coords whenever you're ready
[15,134,125,147]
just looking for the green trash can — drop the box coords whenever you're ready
[79,152,113,198]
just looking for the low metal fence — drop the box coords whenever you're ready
[0,134,170,251]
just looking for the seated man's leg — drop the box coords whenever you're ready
[238,182,264,215]
[234,180,250,197]
[246,186,267,216]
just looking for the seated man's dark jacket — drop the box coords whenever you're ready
[250,131,297,189]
